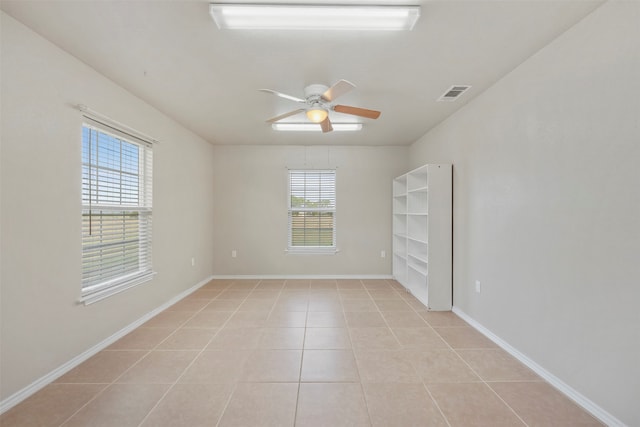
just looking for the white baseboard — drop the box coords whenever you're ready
[0,275,214,415]
[452,306,625,427]
[210,274,393,280]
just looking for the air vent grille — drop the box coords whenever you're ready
[438,85,471,102]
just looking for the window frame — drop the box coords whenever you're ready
[287,169,337,254]
[80,118,154,304]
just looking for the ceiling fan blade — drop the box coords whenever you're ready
[266,108,306,123]
[333,104,381,119]
[259,89,306,103]
[321,80,355,102]
[320,117,333,133]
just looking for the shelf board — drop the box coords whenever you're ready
[408,263,428,277]
[408,186,428,193]
[407,236,427,244]
[407,212,428,216]
[407,253,428,264]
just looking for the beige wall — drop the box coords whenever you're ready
[4,0,637,422]
[409,2,639,424]
[212,145,407,276]
[0,13,215,400]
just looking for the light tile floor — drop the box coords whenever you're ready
[1,279,603,427]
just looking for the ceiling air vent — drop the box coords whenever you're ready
[438,85,471,102]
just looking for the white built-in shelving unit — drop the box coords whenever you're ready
[392,164,452,311]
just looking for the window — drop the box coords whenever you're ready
[81,120,153,303]
[288,170,336,253]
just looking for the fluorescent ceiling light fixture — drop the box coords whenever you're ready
[272,123,362,132]
[209,4,421,31]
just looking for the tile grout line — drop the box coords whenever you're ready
[447,342,532,426]
[13,278,584,426]
[214,382,239,427]
[429,312,532,427]
[387,278,460,427]
[55,278,522,427]
[214,278,284,427]
[293,298,311,427]
[135,278,252,427]
[57,382,110,427]
[57,280,238,427]
[483,382,531,427]
[342,279,396,426]
[352,279,375,426]
[421,383,453,427]
[261,278,309,427]
[214,279,299,426]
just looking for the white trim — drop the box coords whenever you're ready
[285,247,339,255]
[452,306,626,427]
[0,275,214,415]
[288,169,337,250]
[78,104,159,145]
[79,271,156,305]
[81,122,154,297]
[210,274,393,280]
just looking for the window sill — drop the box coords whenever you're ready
[285,247,339,255]
[79,271,156,305]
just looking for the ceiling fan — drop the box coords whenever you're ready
[259,80,381,133]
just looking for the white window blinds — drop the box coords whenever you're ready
[288,170,336,251]
[81,120,153,303]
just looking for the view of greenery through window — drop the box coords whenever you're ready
[81,123,152,292]
[289,170,336,248]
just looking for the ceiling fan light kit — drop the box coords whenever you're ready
[260,79,381,133]
[306,106,328,123]
[209,4,420,31]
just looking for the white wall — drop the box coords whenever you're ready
[0,12,215,400]
[212,145,407,276]
[409,1,639,425]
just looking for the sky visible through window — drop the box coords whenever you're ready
[82,126,140,207]
[81,124,151,291]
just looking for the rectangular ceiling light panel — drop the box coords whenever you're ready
[273,123,363,132]
[210,4,421,31]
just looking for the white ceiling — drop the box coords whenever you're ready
[1,0,604,146]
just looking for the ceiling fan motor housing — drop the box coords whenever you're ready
[304,84,330,103]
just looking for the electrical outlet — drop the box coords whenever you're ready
[475,280,481,293]
[380,250,386,258]
[191,257,195,267]
[232,250,237,258]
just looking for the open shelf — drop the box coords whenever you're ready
[407,239,428,262]
[393,196,407,214]
[393,234,407,257]
[393,254,407,284]
[407,214,428,242]
[393,215,407,235]
[408,255,428,276]
[392,164,452,311]
[407,165,428,192]
[407,191,428,214]
[393,175,407,197]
